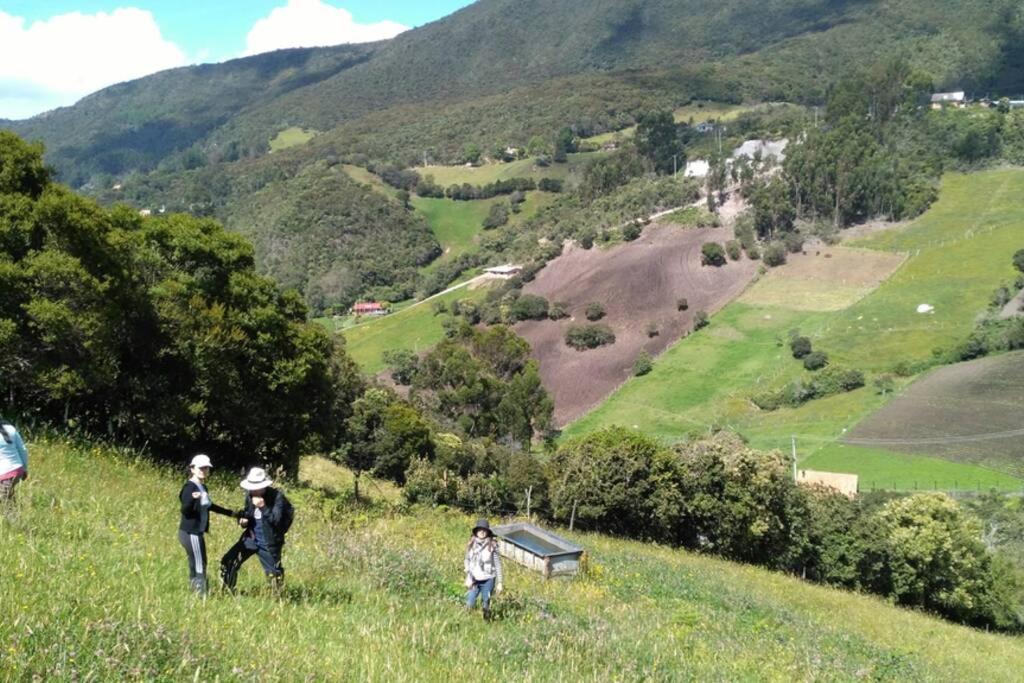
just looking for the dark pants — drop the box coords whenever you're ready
[1,472,26,517]
[220,536,283,590]
[178,529,208,595]
[466,577,495,609]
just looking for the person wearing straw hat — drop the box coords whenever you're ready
[0,417,29,518]
[178,454,238,595]
[220,467,293,595]
[464,518,503,620]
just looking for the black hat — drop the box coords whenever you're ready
[472,518,493,536]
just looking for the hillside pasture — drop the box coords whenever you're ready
[564,170,1024,490]
[844,351,1024,478]
[517,223,759,425]
[419,152,602,187]
[584,102,755,145]
[2,438,1022,680]
[269,126,316,152]
[739,246,906,312]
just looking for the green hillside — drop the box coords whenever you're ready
[566,170,1024,491]
[3,436,1021,680]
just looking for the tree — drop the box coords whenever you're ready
[763,243,787,267]
[633,351,653,376]
[565,324,615,350]
[803,351,829,371]
[621,222,642,241]
[548,301,569,320]
[585,302,606,321]
[482,202,510,229]
[790,336,813,359]
[725,240,742,261]
[635,110,684,175]
[751,177,795,239]
[554,127,576,163]
[693,311,709,330]
[701,242,727,267]
[509,294,549,321]
[676,298,689,311]
[383,349,419,385]
[1014,249,1024,274]
[646,322,659,338]
[463,143,482,165]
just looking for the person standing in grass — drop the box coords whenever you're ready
[178,454,238,596]
[0,417,29,516]
[464,518,503,620]
[220,467,293,596]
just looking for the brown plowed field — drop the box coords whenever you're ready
[516,224,759,426]
[844,350,1024,477]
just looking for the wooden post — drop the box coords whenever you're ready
[525,487,532,520]
[569,500,578,532]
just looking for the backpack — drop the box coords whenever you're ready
[276,491,295,535]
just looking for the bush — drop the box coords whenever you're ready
[538,178,564,192]
[566,324,616,350]
[746,244,761,260]
[509,294,549,321]
[646,322,660,338]
[803,351,829,371]
[585,302,606,321]
[764,242,787,267]
[701,242,727,266]
[783,232,805,254]
[622,222,642,241]
[633,351,654,376]
[482,202,510,229]
[725,240,743,261]
[382,349,419,385]
[677,297,689,311]
[579,230,595,249]
[790,335,812,359]
[693,311,710,330]
[548,301,569,320]
[1014,248,1024,274]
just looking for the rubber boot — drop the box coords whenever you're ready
[268,574,284,598]
[482,606,492,622]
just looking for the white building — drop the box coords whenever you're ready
[484,264,522,279]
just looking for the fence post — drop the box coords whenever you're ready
[569,500,578,532]
[525,487,532,520]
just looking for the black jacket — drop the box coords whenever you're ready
[178,481,235,534]
[238,487,292,553]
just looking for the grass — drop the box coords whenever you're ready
[269,126,316,152]
[341,282,493,375]
[419,152,602,187]
[584,102,756,145]
[3,436,1023,680]
[564,170,1024,490]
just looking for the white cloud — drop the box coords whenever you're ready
[244,0,407,56]
[0,8,187,120]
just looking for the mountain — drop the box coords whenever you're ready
[5,0,1024,312]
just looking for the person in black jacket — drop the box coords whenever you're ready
[220,467,293,595]
[178,454,237,595]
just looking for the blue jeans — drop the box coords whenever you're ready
[466,577,495,609]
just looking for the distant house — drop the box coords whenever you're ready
[352,302,390,316]
[484,264,522,279]
[684,159,709,178]
[695,121,715,134]
[138,209,152,217]
[732,139,788,162]
[931,91,966,109]
[111,183,123,191]
[797,469,859,498]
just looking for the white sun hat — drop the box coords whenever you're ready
[190,454,213,469]
[240,467,273,491]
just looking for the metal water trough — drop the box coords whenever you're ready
[492,522,584,578]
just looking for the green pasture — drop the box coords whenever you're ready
[419,152,602,187]
[584,102,756,145]
[565,170,1024,490]
[2,437,1021,681]
[269,126,316,152]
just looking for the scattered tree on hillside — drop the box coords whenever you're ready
[483,202,510,229]
[1014,248,1024,274]
[677,297,689,311]
[585,302,606,321]
[633,351,654,376]
[635,109,684,175]
[548,301,570,320]
[565,324,615,350]
[693,311,710,330]
[802,351,829,371]
[463,142,482,165]
[383,349,420,386]
[701,242,727,267]
[790,335,813,359]
[510,294,550,321]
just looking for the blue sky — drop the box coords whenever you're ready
[0,1,475,119]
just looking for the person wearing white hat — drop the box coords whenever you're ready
[177,454,239,595]
[219,467,294,595]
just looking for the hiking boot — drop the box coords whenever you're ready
[482,607,492,621]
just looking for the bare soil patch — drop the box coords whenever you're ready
[516,223,759,426]
[844,351,1024,477]
[739,246,906,311]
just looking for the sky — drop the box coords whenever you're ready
[0,0,475,120]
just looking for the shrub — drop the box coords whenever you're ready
[510,294,549,321]
[803,351,829,371]
[585,302,606,321]
[538,178,564,192]
[566,324,616,350]
[790,335,812,359]
[701,242,727,266]
[677,297,689,311]
[693,311,710,330]
[548,301,570,320]
[764,242,787,267]
[783,232,805,254]
[725,240,742,261]
[382,349,419,385]
[1014,248,1024,274]
[633,351,654,376]
[746,244,761,260]
[579,230,595,249]
[646,322,660,338]
[622,222,642,241]
[482,202,510,229]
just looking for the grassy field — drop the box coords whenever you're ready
[419,152,602,187]
[584,102,756,145]
[3,437,1022,681]
[342,282,493,375]
[269,126,316,152]
[564,170,1024,491]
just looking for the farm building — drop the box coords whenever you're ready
[797,469,858,498]
[930,91,966,109]
[484,264,522,279]
[684,159,709,178]
[352,301,390,316]
[732,139,788,162]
